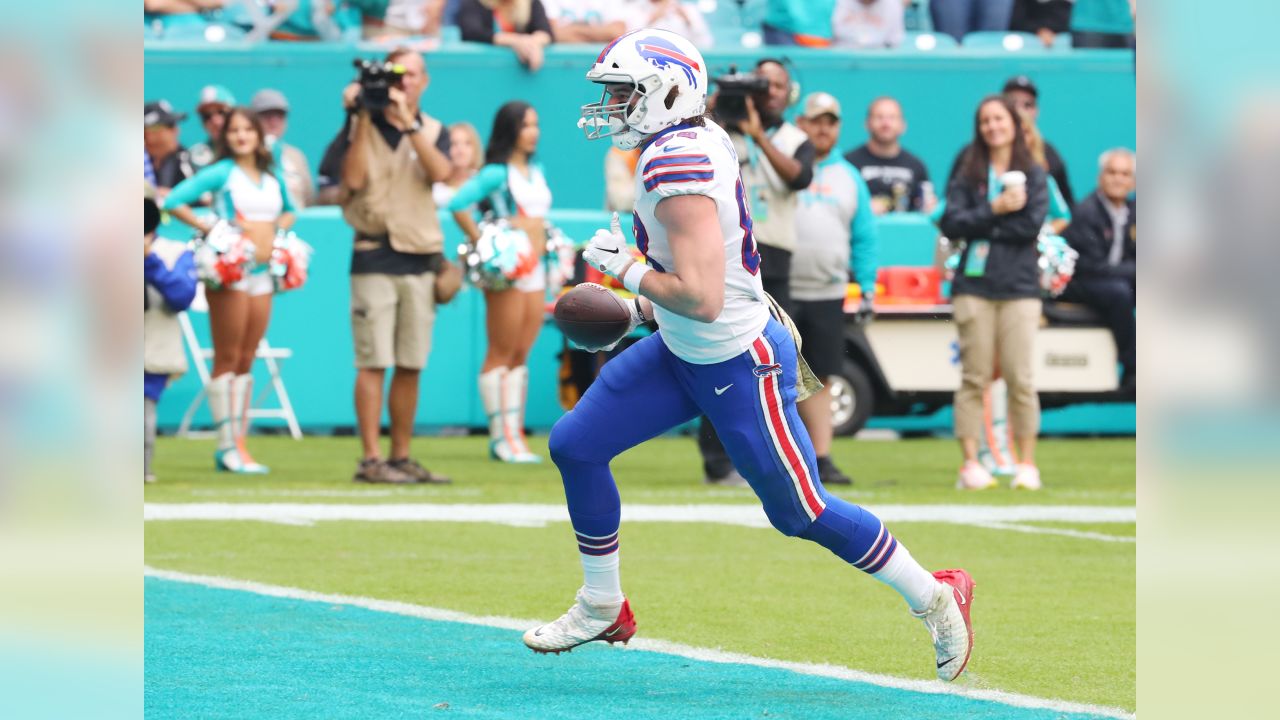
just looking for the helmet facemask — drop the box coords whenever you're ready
[578,74,661,150]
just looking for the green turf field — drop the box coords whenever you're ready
[145,435,1135,713]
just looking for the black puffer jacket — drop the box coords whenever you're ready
[941,164,1049,300]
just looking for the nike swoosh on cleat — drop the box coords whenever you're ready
[955,590,966,605]
[603,627,624,638]
[938,656,956,668]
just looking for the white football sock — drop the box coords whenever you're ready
[478,367,507,443]
[580,551,624,606]
[208,373,235,450]
[873,543,942,613]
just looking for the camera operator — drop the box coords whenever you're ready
[698,57,815,486]
[716,58,815,315]
[322,47,453,485]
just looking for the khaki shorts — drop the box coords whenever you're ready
[351,272,436,370]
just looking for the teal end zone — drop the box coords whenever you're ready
[145,578,1114,720]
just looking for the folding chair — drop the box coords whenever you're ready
[176,290,303,440]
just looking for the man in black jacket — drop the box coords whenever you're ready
[1002,76,1075,208]
[1062,148,1136,387]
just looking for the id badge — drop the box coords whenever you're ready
[965,240,990,277]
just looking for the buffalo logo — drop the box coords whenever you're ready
[753,363,782,378]
[635,36,700,87]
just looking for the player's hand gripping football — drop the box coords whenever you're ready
[571,290,647,354]
[583,212,634,280]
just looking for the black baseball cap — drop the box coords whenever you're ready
[1002,75,1038,98]
[145,100,188,127]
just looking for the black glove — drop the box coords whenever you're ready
[854,296,875,324]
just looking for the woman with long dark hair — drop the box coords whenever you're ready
[449,101,551,463]
[940,95,1048,491]
[164,107,298,474]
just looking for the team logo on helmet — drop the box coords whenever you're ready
[634,35,701,88]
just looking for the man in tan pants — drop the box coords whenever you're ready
[329,48,453,484]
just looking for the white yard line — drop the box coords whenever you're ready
[145,566,1135,720]
[968,522,1137,543]
[145,502,1135,541]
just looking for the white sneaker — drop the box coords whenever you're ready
[912,569,976,681]
[1010,464,1042,490]
[523,587,636,654]
[956,461,997,490]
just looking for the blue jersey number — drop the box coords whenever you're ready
[735,179,761,275]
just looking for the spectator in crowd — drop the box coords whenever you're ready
[162,108,299,475]
[1019,113,1071,233]
[191,85,236,171]
[328,47,454,484]
[143,191,199,484]
[251,88,315,208]
[456,0,554,71]
[144,100,196,197]
[370,0,447,42]
[144,0,227,27]
[1001,75,1074,207]
[1010,0,1072,47]
[940,95,1048,492]
[432,122,484,208]
[700,57,815,485]
[448,101,553,464]
[845,97,935,214]
[792,92,879,487]
[620,0,713,47]
[1070,0,1135,49]
[1062,148,1136,387]
[831,0,905,49]
[603,146,640,213]
[762,0,836,46]
[930,0,1013,43]
[542,0,625,42]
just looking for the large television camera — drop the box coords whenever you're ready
[711,65,770,127]
[353,59,406,112]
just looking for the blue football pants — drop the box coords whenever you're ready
[549,318,895,573]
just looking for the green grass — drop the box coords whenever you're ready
[145,435,1136,506]
[145,436,1136,711]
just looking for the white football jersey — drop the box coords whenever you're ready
[632,119,769,364]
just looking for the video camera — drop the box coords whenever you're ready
[711,65,770,127]
[353,59,406,112]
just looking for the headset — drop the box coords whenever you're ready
[754,56,802,108]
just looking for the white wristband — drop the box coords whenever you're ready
[622,262,652,295]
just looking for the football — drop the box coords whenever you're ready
[554,283,633,349]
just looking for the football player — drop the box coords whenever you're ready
[524,29,976,682]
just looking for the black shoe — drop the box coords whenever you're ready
[817,456,853,486]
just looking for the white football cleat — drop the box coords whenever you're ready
[1010,464,1042,490]
[956,461,997,490]
[913,569,976,681]
[523,587,636,654]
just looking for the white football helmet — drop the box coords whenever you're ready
[579,29,708,150]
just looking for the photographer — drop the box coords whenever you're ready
[698,58,814,486]
[322,48,453,485]
[716,58,815,315]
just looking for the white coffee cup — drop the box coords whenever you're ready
[1001,170,1026,191]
